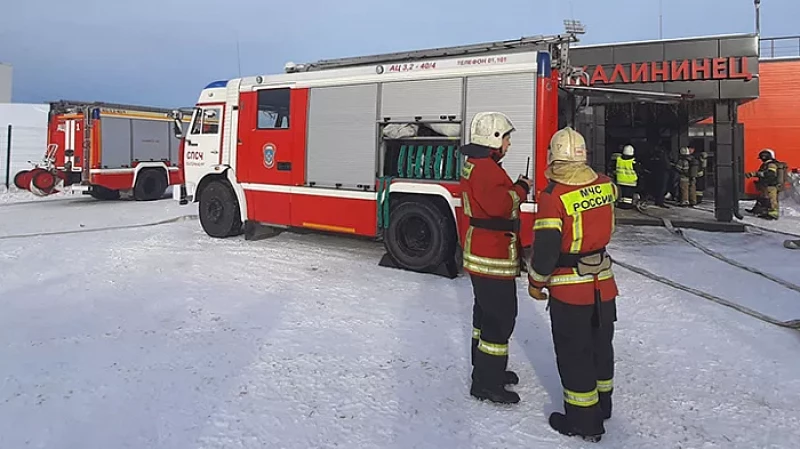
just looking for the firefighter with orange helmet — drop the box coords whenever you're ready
[460,111,532,404]
[528,127,619,443]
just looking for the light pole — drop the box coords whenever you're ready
[754,0,761,36]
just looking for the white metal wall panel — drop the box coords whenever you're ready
[131,119,171,162]
[99,117,132,168]
[306,84,378,189]
[0,103,47,187]
[465,73,536,183]
[380,78,463,122]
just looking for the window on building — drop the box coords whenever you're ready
[190,107,222,135]
[257,88,291,129]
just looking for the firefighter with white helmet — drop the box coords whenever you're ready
[528,126,619,443]
[460,111,531,404]
[615,144,639,209]
[745,148,782,219]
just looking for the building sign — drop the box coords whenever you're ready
[579,56,753,86]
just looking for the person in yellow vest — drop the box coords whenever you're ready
[615,145,638,209]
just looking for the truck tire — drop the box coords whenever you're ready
[133,169,168,201]
[90,185,120,200]
[199,180,242,238]
[384,197,457,272]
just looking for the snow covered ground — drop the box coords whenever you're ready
[1,193,799,449]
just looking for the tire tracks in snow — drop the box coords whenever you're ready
[0,215,199,241]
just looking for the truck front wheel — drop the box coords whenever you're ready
[384,197,457,272]
[199,180,243,238]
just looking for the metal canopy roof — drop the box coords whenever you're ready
[562,85,692,104]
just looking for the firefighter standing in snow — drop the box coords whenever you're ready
[460,112,531,404]
[745,149,781,220]
[528,127,618,443]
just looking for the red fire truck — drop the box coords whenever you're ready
[14,101,190,200]
[171,33,665,277]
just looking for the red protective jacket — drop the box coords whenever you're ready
[528,173,619,305]
[459,144,530,279]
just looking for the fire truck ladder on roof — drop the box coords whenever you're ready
[285,34,581,74]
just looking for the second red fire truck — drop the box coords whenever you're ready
[15,101,190,200]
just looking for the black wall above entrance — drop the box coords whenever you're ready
[569,33,760,102]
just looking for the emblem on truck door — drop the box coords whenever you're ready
[263,143,276,169]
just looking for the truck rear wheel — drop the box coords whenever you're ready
[133,169,167,201]
[199,180,242,238]
[90,185,120,200]
[384,197,457,272]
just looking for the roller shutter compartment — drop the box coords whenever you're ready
[381,78,463,122]
[99,117,133,169]
[132,119,171,162]
[305,83,379,189]
[465,73,536,181]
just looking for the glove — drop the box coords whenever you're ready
[528,284,548,301]
[515,175,533,193]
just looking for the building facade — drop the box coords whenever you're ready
[0,63,12,103]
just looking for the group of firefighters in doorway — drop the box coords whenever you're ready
[609,143,785,220]
[460,112,618,443]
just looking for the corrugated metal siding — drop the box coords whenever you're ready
[0,64,11,103]
[305,83,379,189]
[738,59,800,173]
[465,73,536,181]
[381,78,463,122]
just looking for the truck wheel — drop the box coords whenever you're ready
[133,169,168,201]
[199,180,242,238]
[384,197,456,272]
[90,185,120,200]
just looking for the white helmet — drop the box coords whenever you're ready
[622,145,635,156]
[548,127,587,164]
[469,112,515,149]
[680,146,690,156]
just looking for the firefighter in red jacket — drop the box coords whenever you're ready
[528,127,618,443]
[460,111,532,404]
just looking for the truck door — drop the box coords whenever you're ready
[184,105,223,197]
[237,87,295,226]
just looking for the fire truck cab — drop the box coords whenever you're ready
[174,35,598,276]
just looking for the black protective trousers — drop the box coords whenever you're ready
[549,297,617,436]
[470,275,518,388]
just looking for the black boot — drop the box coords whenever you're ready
[504,370,519,385]
[472,341,518,385]
[470,383,520,404]
[549,412,603,443]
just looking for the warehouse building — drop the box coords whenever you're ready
[0,62,12,103]
[563,33,760,222]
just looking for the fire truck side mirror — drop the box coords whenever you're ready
[170,110,184,139]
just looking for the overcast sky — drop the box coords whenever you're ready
[1,0,797,108]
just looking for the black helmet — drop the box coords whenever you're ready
[758,149,774,161]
